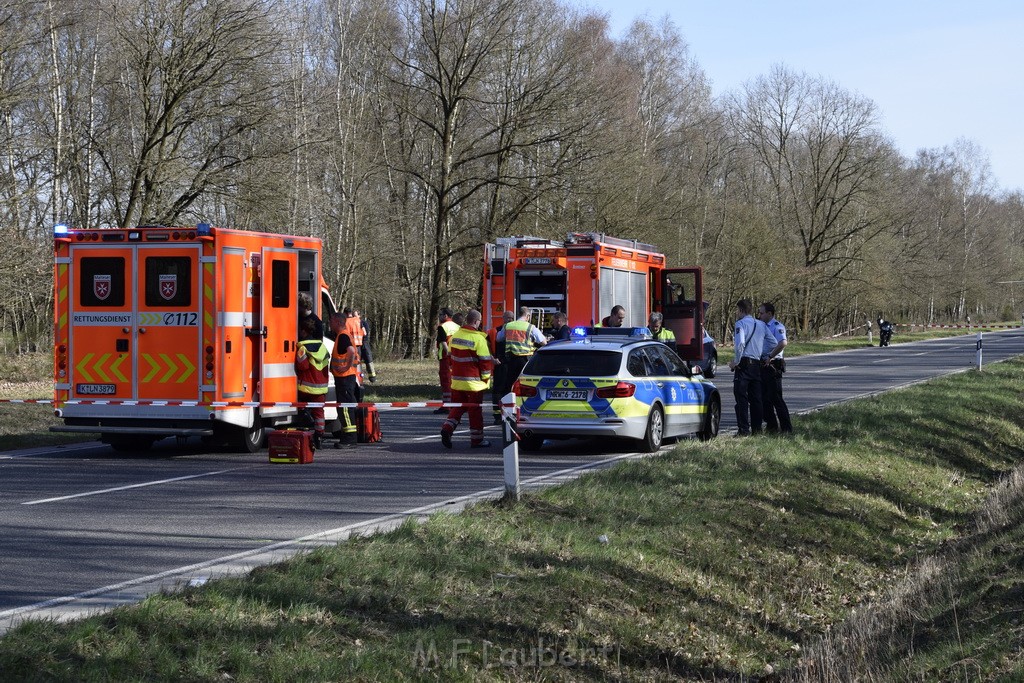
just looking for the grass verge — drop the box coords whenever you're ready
[1,361,1023,680]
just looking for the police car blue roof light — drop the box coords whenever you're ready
[586,326,652,339]
[54,223,69,235]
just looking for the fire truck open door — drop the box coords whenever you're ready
[659,267,703,362]
[257,248,299,406]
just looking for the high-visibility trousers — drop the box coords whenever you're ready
[441,389,485,445]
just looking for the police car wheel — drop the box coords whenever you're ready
[641,405,665,452]
[699,397,721,442]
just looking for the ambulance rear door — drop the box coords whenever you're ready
[257,247,299,408]
[135,245,202,400]
[68,245,135,400]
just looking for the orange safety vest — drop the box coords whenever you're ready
[344,315,365,347]
[330,338,360,377]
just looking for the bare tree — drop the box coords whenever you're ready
[95,0,284,226]
[731,65,899,333]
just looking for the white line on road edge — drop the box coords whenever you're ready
[871,358,893,364]
[811,366,848,373]
[0,451,642,634]
[21,468,246,505]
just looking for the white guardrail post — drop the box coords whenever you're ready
[501,392,520,501]
[976,330,983,371]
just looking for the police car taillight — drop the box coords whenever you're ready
[512,380,536,397]
[596,381,635,398]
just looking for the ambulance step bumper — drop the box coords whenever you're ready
[49,425,215,436]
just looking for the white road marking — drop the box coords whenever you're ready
[0,442,104,459]
[411,424,500,442]
[910,351,930,356]
[871,358,893,363]
[812,366,848,373]
[22,468,245,506]
[0,451,642,631]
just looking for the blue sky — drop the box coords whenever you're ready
[582,0,1024,193]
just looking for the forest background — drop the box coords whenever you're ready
[2,0,1021,358]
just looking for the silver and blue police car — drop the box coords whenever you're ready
[513,327,721,452]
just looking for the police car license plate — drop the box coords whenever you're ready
[547,388,588,400]
[77,383,116,395]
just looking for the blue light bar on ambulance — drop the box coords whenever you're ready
[196,223,212,236]
[54,224,69,235]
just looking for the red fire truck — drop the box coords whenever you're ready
[482,233,704,362]
[52,223,339,452]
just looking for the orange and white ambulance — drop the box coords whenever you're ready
[52,223,338,452]
[482,232,705,363]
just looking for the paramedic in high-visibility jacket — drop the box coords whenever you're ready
[440,309,494,449]
[435,307,461,413]
[496,306,546,402]
[329,312,360,446]
[295,315,330,449]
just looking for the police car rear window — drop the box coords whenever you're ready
[524,350,621,376]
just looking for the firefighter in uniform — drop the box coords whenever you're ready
[435,307,461,413]
[329,312,360,446]
[295,315,329,449]
[496,306,546,400]
[440,309,494,448]
[342,307,369,388]
[354,308,377,382]
[488,310,515,423]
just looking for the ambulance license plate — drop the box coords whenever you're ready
[547,389,588,400]
[77,383,116,395]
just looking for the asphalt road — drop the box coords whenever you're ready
[2,328,1022,632]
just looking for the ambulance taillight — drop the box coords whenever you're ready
[57,344,67,378]
[205,345,215,379]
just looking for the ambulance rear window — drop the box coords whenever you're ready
[79,257,125,307]
[145,257,191,307]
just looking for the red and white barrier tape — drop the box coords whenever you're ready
[0,399,486,408]
[826,324,867,339]
[896,323,1023,329]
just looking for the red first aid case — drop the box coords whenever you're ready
[357,406,382,443]
[268,429,315,464]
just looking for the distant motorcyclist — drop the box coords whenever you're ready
[877,316,894,347]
